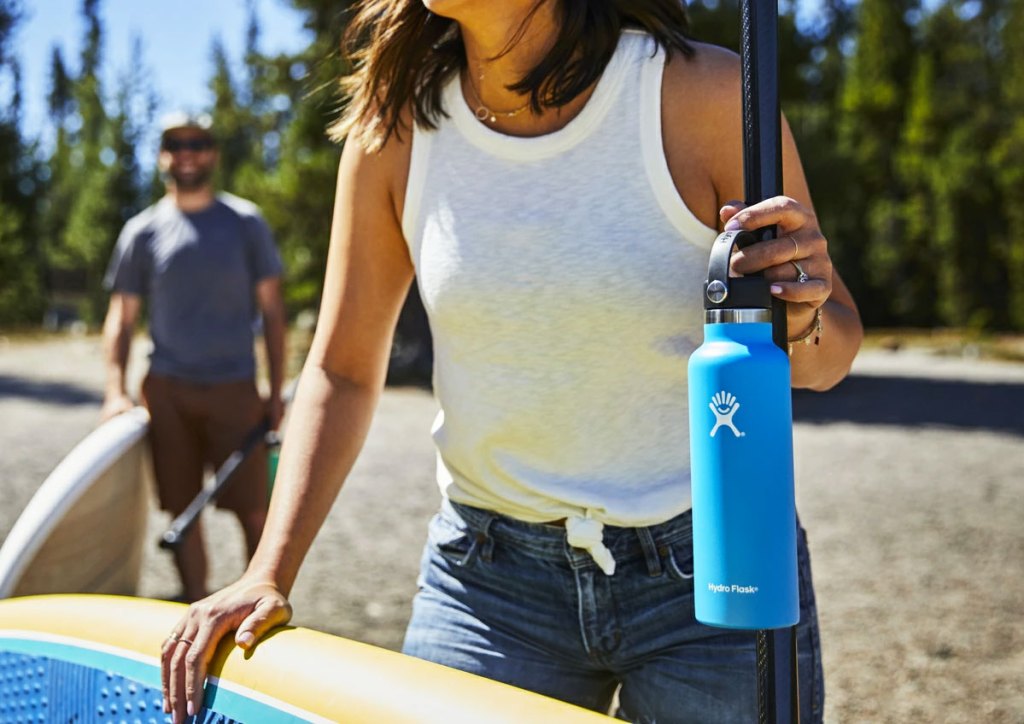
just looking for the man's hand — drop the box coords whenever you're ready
[101,392,135,422]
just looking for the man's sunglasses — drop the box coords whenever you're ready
[162,138,215,153]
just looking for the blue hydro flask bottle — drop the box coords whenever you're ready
[688,229,799,630]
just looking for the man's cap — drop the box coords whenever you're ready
[159,111,214,139]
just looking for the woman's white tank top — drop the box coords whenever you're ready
[402,30,718,558]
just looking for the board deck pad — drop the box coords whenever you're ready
[0,651,183,723]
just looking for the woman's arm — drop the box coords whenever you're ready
[162,127,415,721]
[248,127,415,596]
[663,43,863,391]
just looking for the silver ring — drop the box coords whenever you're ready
[788,234,800,257]
[177,638,194,646]
[791,260,809,283]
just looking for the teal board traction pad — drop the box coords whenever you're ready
[0,645,245,724]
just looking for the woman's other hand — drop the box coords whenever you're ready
[719,197,832,340]
[160,579,292,722]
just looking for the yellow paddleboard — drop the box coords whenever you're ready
[0,595,613,722]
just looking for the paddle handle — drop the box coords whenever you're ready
[158,418,272,551]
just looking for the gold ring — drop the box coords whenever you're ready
[177,638,194,646]
[788,234,800,258]
[791,260,809,283]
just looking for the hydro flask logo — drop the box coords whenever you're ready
[709,391,744,438]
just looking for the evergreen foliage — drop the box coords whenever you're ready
[228,0,352,312]
[0,0,44,325]
[38,0,151,325]
[688,0,1024,330]
[0,0,1022,332]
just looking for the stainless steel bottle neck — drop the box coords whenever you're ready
[704,308,772,324]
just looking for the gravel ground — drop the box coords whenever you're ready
[0,333,1021,723]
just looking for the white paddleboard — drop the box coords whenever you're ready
[0,407,151,598]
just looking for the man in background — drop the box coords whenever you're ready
[100,111,286,603]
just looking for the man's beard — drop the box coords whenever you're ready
[170,167,213,191]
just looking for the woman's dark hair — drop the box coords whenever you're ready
[331,0,695,149]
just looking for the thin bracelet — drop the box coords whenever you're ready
[788,307,823,355]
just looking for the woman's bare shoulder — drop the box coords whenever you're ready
[663,41,742,132]
[661,41,745,210]
[343,105,416,219]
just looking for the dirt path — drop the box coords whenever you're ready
[1,334,1021,722]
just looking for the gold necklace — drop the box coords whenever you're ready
[466,72,531,124]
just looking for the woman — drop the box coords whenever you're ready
[161,1,862,721]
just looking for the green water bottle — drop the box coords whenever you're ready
[266,431,282,498]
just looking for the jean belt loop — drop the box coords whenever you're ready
[478,511,497,564]
[635,526,663,577]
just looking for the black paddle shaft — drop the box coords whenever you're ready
[740,0,800,722]
[741,0,789,351]
[158,417,271,551]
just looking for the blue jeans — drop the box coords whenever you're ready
[402,499,824,723]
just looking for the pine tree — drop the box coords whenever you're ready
[44,0,151,325]
[93,36,154,319]
[232,0,352,313]
[838,0,918,324]
[913,2,1004,329]
[891,51,939,325]
[40,46,76,293]
[210,36,257,191]
[0,0,45,325]
[993,0,1024,328]
[56,0,111,323]
[75,0,104,157]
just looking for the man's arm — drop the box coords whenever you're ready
[256,277,287,430]
[101,293,142,420]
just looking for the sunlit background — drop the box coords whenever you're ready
[0,0,1021,359]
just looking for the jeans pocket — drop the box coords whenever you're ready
[663,540,695,584]
[429,512,482,569]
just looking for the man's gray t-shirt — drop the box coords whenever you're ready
[104,193,283,383]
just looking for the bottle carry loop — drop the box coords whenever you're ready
[704,229,773,313]
[704,228,790,347]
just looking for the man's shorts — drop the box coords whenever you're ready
[141,373,268,515]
